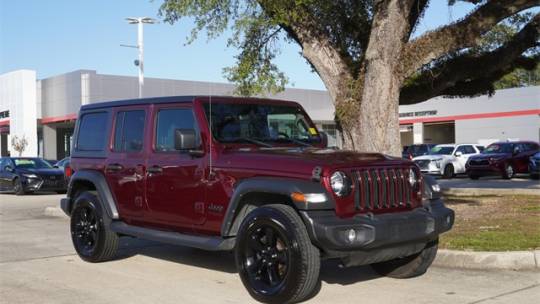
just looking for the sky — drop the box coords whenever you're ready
[0,0,479,91]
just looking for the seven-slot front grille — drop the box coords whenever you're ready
[351,168,418,211]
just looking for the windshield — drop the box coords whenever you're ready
[483,143,513,154]
[204,103,322,146]
[13,158,53,169]
[430,146,454,155]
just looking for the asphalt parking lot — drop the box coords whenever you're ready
[1,194,539,304]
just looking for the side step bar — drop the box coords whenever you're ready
[110,222,235,251]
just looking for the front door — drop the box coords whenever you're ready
[144,105,206,231]
[104,107,148,221]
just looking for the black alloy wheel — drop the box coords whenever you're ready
[235,205,320,304]
[242,223,290,294]
[13,178,25,195]
[70,191,118,262]
[72,205,99,257]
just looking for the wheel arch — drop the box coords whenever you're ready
[220,177,334,237]
[65,170,119,220]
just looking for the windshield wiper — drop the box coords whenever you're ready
[275,137,312,147]
[227,137,273,148]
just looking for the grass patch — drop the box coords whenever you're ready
[440,194,540,251]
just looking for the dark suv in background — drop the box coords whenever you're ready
[466,141,540,179]
[61,96,453,303]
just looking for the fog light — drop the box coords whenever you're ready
[446,215,452,225]
[347,229,356,243]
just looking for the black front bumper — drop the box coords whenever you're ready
[300,200,454,265]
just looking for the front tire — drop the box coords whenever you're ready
[235,204,320,304]
[70,191,118,263]
[13,178,25,195]
[502,164,514,179]
[371,239,438,279]
[443,164,454,179]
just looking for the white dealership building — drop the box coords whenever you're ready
[0,69,539,160]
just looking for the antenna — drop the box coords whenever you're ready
[209,84,213,177]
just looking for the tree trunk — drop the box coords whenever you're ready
[341,0,414,157]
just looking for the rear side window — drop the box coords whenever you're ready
[113,110,146,152]
[77,112,108,151]
[155,108,198,152]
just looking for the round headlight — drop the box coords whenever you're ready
[330,171,351,197]
[408,168,418,187]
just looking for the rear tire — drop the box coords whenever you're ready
[502,164,514,179]
[235,204,320,304]
[371,239,438,279]
[70,191,118,263]
[13,178,25,195]
[442,164,454,179]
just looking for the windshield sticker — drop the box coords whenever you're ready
[14,159,35,166]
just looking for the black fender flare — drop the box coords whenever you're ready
[220,177,335,237]
[65,170,119,220]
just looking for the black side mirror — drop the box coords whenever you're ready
[319,131,328,148]
[174,129,197,150]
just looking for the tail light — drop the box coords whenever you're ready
[65,166,73,178]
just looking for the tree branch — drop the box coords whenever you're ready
[401,0,539,77]
[257,0,355,102]
[400,13,540,105]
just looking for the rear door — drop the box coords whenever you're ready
[104,106,148,221]
[454,145,476,173]
[144,104,206,230]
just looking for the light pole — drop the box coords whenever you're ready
[123,17,157,98]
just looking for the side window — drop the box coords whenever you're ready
[113,110,146,152]
[525,143,539,152]
[77,112,108,151]
[455,146,467,154]
[155,108,198,152]
[463,145,476,154]
[1,159,13,171]
[477,145,485,152]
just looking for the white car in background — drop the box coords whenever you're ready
[413,144,483,178]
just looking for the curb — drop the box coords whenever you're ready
[43,206,68,218]
[434,249,540,271]
[442,187,540,197]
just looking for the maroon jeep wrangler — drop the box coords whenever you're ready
[61,96,454,303]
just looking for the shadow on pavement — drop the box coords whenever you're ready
[113,236,382,288]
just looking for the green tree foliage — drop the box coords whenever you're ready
[160,0,539,154]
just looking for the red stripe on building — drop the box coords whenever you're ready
[0,119,9,126]
[399,109,540,125]
[40,113,78,124]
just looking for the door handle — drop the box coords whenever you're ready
[147,166,163,174]
[106,163,123,172]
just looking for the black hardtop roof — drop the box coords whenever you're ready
[79,95,300,111]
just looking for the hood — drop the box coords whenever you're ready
[470,153,510,160]
[17,168,64,176]
[413,154,451,161]
[217,147,413,177]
